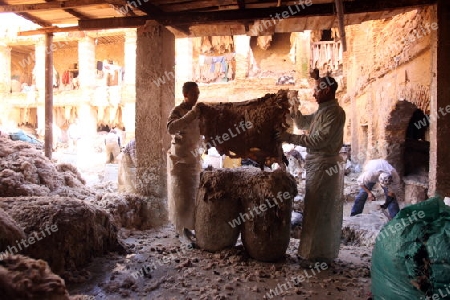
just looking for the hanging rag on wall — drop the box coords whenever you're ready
[210,56,227,73]
[97,61,103,71]
[62,70,70,85]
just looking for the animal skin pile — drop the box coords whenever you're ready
[198,89,292,167]
[0,136,92,198]
[0,254,70,299]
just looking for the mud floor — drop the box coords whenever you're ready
[1,136,384,299]
[67,165,376,300]
[66,174,376,300]
[67,224,372,300]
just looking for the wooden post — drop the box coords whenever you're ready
[335,0,347,52]
[429,1,450,197]
[44,33,53,159]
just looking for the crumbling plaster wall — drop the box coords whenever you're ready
[344,6,435,175]
[52,45,77,77]
[95,42,124,66]
[251,33,294,76]
[10,50,32,86]
[181,32,313,105]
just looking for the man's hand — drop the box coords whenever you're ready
[290,105,298,119]
[193,102,205,117]
[310,68,320,80]
[368,192,376,201]
[275,129,291,143]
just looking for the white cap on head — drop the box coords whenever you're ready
[379,172,393,187]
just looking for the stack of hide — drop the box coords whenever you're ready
[198,90,291,167]
[0,136,93,199]
[0,255,70,299]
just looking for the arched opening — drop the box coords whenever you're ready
[385,101,429,204]
[384,101,417,175]
[404,109,430,177]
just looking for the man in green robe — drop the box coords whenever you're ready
[277,75,346,266]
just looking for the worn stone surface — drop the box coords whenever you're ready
[135,22,174,198]
[0,197,124,279]
[0,254,69,300]
[341,211,388,247]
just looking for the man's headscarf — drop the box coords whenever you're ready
[379,172,393,188]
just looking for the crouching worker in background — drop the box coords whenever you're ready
[105,129,121,164]
[350,159,400,219]
[167,82,204,245]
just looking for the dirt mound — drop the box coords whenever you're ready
[0,136,94,199]
[0,254,69,300]
[0,197,125,278]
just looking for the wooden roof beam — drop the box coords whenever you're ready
[17,26,81,36]
[150,0,437,26]
[0,0,106,13]
[237,0,246,10]
[77,0,436,30]
[79,16,147,30]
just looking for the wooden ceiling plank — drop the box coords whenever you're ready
[147,3,336,26]
[0,0,106,13]
[237,0,246,10]
[64,8,90,20]
[158,0,236,12]
[74,0,436,31]
[141,0,436,26]
[18,26,81,36]
[15,12,52,27]
[79,16,148,30]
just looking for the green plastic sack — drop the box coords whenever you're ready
[372,197,450,299]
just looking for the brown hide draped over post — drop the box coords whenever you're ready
[198,90,292,167]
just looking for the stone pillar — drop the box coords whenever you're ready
[124,29,137,86]
[122,102,135,140]
[123,29,136,99]
[35,38,46,104]
[0,45,11,93]
[122,29,137,140]
[175,37,193,103]
[78,104,97,138]
[78,36,96,88]
[136,21,175,199]
[429,2,450,198]
[295,31,311,78]
[37,105,45,133]
[233,35,251,79]
[0,45,11,127]
[77,36,95,136]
